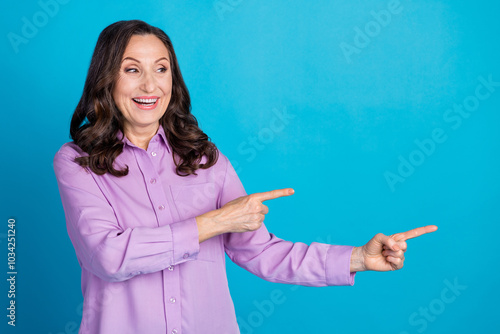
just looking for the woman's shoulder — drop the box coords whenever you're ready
[194,147,232,180]
[54,141,87,159]
[212,147,232,170]
[210,148,241,181]
[53,142,88,171]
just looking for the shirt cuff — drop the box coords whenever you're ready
[170,217,200,265]
[325,245,356,286]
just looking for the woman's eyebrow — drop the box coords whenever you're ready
[122,56,140,63]
[121,57,170,63]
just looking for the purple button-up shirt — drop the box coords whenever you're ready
[53,124,355,334]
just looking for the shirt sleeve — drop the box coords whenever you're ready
[53,149,200,283]
[220,155,356,286]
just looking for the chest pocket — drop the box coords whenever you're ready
[169,182,219,218]
[169,182,221,262]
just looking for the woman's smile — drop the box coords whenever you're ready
[132,96,160,110]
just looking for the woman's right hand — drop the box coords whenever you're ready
[195,188,294,243]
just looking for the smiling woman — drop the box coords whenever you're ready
[113,35,172,149]
[69,20,217,177]
[53,19,437,334]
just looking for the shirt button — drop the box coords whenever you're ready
[183,253,189,259]
[150,178,157,184]
[170,297,176,303]
[171,329,178,334]
[158,205,165,210]
[151,151,157,157]
[167,266,174,271]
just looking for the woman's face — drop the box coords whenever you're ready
[113,34,172,135]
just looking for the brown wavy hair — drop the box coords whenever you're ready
[70,20,218,177]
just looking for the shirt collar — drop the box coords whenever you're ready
[116,124,171,153]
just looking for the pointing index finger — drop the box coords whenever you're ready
[393,225,438,241]
[251,188,295,202]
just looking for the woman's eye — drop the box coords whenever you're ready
[125,68,138,73]
[157,67,168,73]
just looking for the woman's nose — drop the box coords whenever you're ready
[140,71,156,93]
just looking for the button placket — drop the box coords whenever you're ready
[134,141,182,332]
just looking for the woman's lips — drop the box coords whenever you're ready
[132,97,160,110]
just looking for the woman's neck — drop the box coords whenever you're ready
[123,123,159,150]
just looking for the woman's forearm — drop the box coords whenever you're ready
[195,215,226,243]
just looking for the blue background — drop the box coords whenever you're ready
[1,0,499,333]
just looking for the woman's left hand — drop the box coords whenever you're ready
[350,225,438,272]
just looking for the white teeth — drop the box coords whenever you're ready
[133,98,158,103]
